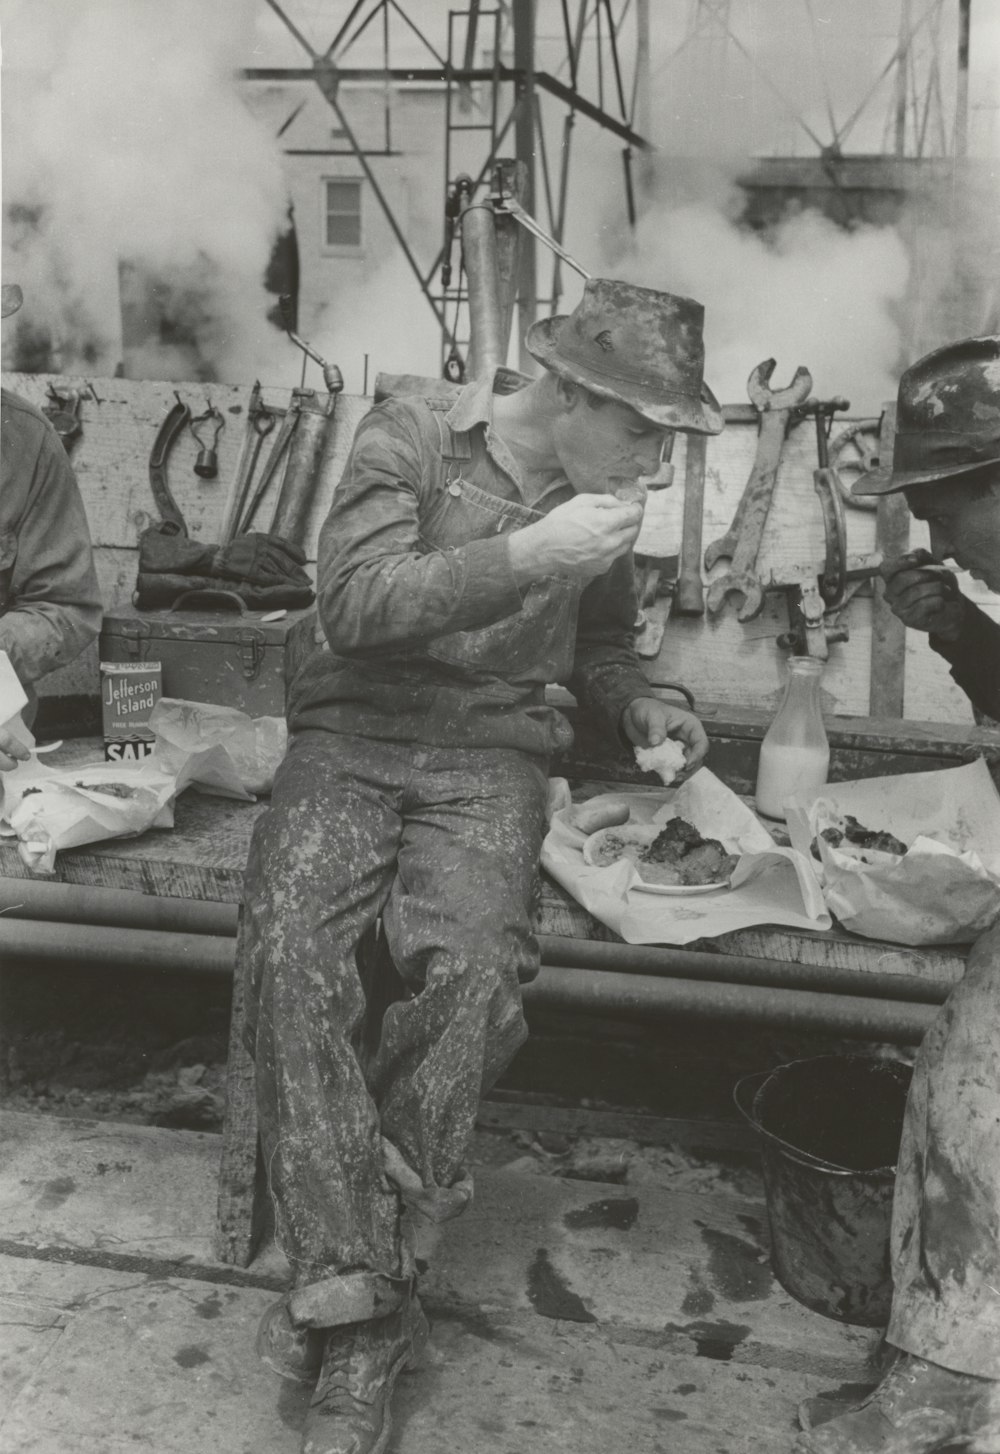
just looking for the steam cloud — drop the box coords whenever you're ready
[1,0,289,383]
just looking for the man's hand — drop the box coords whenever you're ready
[880,549,965,642]
[509,494,643,585]
[621,697,709,781]
[0,725,31,773]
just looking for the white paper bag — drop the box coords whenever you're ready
[785,758,1000,945]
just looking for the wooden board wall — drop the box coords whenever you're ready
[3,370,992,727]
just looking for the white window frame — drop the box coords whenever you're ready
[320,176,364,256]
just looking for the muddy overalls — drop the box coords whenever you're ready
[240,373,651,1326]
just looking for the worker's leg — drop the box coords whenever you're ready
[888,918,1000,1377]
[372,745,548,1213]
[241,728,410,1310]
[797,920,1000,1452]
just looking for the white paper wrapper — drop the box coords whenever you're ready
[785,758,1000,946]
[0,756,181,873]
[149,698,287,798]
[541,768,830,945]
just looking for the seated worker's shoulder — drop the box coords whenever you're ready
[1,386,63,457]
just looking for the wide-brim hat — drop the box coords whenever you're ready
[1,285,23,319]
[853,335,1000,497]
[525,278,724,435]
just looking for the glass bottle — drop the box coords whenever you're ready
[755,656,830,822]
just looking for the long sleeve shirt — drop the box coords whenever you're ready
[0,390,102,703]
[288,372,655,756]
[930,597,1000,723]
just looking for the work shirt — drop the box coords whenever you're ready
[0,390,101,702]
[930,599,1000,723]
[288,371,654,757]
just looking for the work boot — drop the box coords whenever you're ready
[300,1294,429,1454]
[795,1354,1000,1453]
[256,1298,325,1384]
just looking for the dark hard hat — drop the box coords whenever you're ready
[854,335,1000,497]
[1,285,23,319]
[525,278,724,435]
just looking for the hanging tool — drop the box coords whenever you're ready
[279,294,344,397]
[147,395,192,537]
[235,396,302,536]
[675,433,708,616]
[189,403,225,479]
[829,419,881,511]
[705,359,813,622]
[223,388,278,545]
[632,435,678,658]
[42,385,83,453]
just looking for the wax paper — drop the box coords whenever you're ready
[785,758,1000,946]
[149,698,286,798]
[541,768,830,945]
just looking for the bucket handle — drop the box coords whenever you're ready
[733,1070,865,1176]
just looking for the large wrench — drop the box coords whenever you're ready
[705,359,813,621]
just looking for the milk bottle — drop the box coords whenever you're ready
[755,656,830,821]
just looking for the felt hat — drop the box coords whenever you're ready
[525,277,724,434]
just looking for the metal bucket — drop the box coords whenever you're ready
[735,1055,912,1327]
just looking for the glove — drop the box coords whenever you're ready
[211,533,311,590]
[138,522,216,576]
[135,572,315,611]
[880,549,966,642]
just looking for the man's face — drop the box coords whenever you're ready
[904,470,1000,592]
[552,388,670,494]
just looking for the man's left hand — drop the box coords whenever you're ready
[620,697,709,780]
[0,725,32,773]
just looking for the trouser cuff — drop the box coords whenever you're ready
[287,1270,413,1329]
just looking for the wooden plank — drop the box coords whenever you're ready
[870,403,909,716]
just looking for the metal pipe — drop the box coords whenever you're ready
[459,187,506,378]
[0,919,236,977]
[0,918,936,1042]
[523,965,936,1044]
[537,934,953,1005]
[0,878,239,936]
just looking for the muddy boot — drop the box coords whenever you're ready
[256,1299,326,1385]
[300,1294,428,1454]
[795,1355,1000,1453]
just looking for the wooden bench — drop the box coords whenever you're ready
[3,721,996,1268]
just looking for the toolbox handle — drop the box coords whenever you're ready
[166,589,248,615]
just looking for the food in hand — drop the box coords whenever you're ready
[812,813,908,865]
[569,798,632,835]
[584,816,737,887]
[611,478,648,506]
[634,738,686,785]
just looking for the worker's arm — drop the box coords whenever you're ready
[317,402,525,655]
[318,402,645,655]
[0,397,102,690]
[926,599,1000,722]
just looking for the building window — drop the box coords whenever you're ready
[323,178,362,249]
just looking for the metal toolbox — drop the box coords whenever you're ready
[99,603,317,718]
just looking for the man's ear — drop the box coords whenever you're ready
[553,377,580,413]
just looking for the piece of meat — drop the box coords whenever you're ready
[641,816,737,885]
[819,815,908,857]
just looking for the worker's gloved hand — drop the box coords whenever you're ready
[138,522,217,576]
[212,533,311,589]
[880,549,966,642]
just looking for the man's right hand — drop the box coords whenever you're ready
[509,494,644,585]
[880,549,966,642]
[0,726,31,773]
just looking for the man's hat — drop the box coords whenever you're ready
[525,278,724,435]
[1,285,23,319]
[853,335,1000,497]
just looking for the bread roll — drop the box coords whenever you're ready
[569,798,632,835]
[634,738,686,785]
